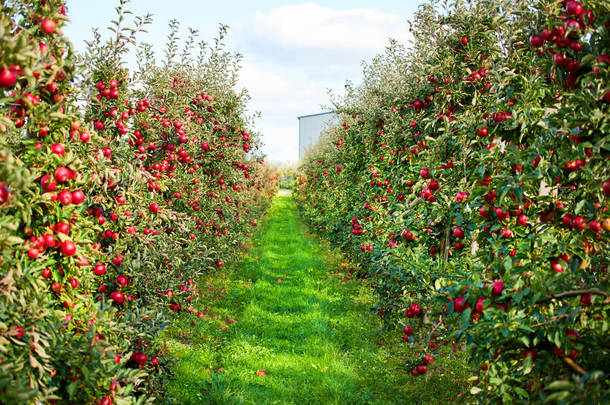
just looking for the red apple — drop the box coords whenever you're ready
[416,365,427,375]
[93,263,106,276]
[40,19,56,34]
[57,190,72,205]
[550,262,563,273]
[566,1,583,16]
[54,166,71,183]
[530,34,544,48]
[491,281,504,296]
[603,179,610,196]
[110,291,124,304]
[71,190,85,205]
[0,68,17,88]
[61,241,76,256]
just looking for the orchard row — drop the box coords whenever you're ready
[1,1,276,403]
[296,0,609,403]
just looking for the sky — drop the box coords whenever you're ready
[63,1,422,164]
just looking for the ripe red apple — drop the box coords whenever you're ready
[40,19,56,34]
[41,268,52,278]
[410,303,422,317]
[54,166,71,183]
[453,227,465,239]
[116,275,128,287]
[149,202,159,213]
[404,326,413,335]
[28,246,39,259]
[0,183,8,204]
[43,233,56,247]
[477,126,488,137]
[550,262,563,273]
[61,241,76,256]
[566,1,583,16]
[491,281,504,296]
[50,143,65,155]
[110,291,124,304]
[571,216,586,230]
[423,355,434,364]
[517,214,528,226]
[99,397,113,405]
[57,190,72,205]
[0,68,17,88]
[530,34,544,48]
[589,220,601,233]
[416,365,427,375]
[55,221,70,234]
[93,263,106,276]
[495,207,508,221]
[561,213,573,227]
[453,296,467,313]
[569,40,581,52]
[475,297,487,313]
[71,190,85,205]
[554,54,566,66]
[130,352,147,364]
[217,261,223,267]
[460,36,468,45]
[68,277,79,289]
[603,179,610,196]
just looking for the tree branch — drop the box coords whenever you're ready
[562,356,587,376]
[536,288,609,304]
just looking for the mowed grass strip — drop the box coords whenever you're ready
[163,195,468,404]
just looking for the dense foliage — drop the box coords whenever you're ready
[0,0,276,403]
[296,0,609,403]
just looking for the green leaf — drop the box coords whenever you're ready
[546,380,575,391]
[503,257,512,272]
[581,54,596,66]
[461,307,472,329]
[545,391,571,401]
[67,381,78,399]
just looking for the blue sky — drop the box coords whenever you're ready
[64,1,423,163]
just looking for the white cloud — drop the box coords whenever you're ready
[234,3,413,163]
[249,3,410,56]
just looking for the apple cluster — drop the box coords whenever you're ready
[296,0,608,402]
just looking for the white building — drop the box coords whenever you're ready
[298,111,338,160]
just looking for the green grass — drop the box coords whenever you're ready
[161,195,469,404]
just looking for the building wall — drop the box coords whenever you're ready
[298,112,338,160]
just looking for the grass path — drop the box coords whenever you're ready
[162,195,466,404]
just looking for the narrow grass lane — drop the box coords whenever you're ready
[163,195,466,404]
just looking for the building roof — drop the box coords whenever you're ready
[297,111,338,119]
